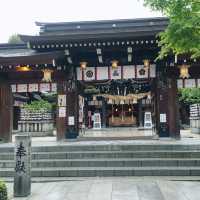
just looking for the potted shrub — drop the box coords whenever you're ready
[0,180,8,200]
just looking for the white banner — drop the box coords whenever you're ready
[11,83,57,93]
[97,67,108,80]
[40,83,51,92]
[59,107,66,118]
[51,83,57,92]
[17,84,28,93]
[28,84,39,92]
[11,84,17,93]
[177,79,183,88]
[185,79,196,88]
[83,67,95,81]
[150,64,156,78]
[76,68,82,81]
[77,65,157,81]
[177,79,200,88]
[110,66,122,80]
[198,79,200,88]
[136,65,148,79]
[123,65,135,79]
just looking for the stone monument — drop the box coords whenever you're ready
[14,134,31,197]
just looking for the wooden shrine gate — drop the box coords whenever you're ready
[0,78,79,142]
[1,17,199,142]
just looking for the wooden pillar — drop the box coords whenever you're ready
[168,78,180,138]
[84,100,88,128]
[0,81,13,142]
[102,98,107,128]
[156,78,169,137]
[156,78,180,138]
[65,91,79,139]
[56,82,67,141]
[138,99,143,127]
[56,81,79,141]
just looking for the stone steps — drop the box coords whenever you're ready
[1,143,200,177]
[1,158,200,168]
[1,151,200,160]
[1,167,200,177]
[2,144,200,152]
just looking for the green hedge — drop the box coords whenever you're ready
[23,99,52,112]
[0,180,8,200]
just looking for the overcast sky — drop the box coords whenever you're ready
[0,0,162,43]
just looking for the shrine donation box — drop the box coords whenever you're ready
[109,116,137,127]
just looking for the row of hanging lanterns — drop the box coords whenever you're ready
[80,59,191,79]
[15,65,53,82]
[80,59,150,69]
[15,60,191,80]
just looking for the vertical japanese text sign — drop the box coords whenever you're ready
[14,134,31,197]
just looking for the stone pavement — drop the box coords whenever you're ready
[0,129,198,148]
[6,177,200,200]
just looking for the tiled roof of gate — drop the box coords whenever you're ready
[20,17,168,42]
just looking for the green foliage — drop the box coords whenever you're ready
[143,0,200,59]
[178,88,200,104]
[0,180,8,200]
[8,34,23,44]
[23,100,52,112]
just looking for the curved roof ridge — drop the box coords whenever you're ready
[35,17,168,27]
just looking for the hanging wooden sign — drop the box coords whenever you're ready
[59,107,66,118]
[58,95,66,107]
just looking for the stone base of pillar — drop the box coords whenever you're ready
[65,127,79,139]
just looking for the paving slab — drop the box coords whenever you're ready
[5,177,200,200]
[158,181,189,200]
[176,181,200,200]
[87,179,112,200]
[137,182,165,200]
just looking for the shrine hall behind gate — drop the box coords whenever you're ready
[0,17,199,142]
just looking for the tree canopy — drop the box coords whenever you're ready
[8,34,23,44]
[143,0,200,59]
